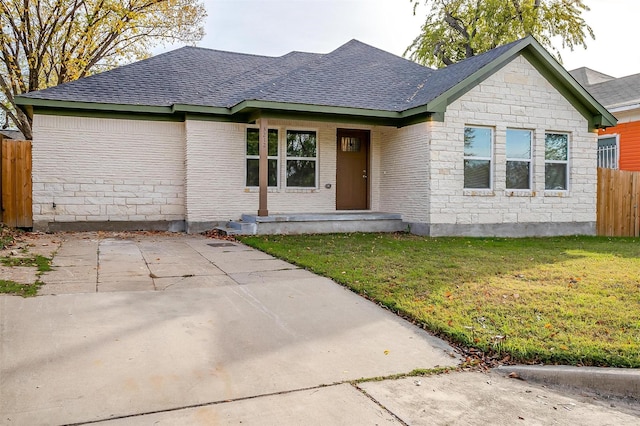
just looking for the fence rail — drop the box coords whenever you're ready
[597,168,640,237]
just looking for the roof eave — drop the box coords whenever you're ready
[17,96,438,128]
[15,96,175,115]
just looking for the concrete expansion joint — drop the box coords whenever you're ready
[95,240,101,293]
[63,384,348,426]
[353,383,410,426]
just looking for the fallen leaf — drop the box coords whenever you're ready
[384,350,390,355]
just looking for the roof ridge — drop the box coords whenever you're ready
[178,44,275,60]
[237,38,433,108]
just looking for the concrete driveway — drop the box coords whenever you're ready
[1,233,638,425]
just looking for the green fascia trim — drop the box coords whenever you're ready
[186,109,405,127]
[172,103,231,115]
[19,97,434,127]
[230,100,403,120]
[252,110,403,127]
[423,36,617,130]
[518,44,617,129]
[33,107,185,122]
[15,96,173,115]
[184,112,248,123]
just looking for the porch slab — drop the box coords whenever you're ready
[238,212,405,235]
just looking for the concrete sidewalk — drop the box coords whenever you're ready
[1,233,638,425]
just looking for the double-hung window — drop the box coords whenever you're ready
[286,130,317,187]
[464,126,492,189]
[246,128,279,187]
[506,129,532,190]
[545,133,569,190]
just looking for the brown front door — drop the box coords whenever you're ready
[336,129,369,210]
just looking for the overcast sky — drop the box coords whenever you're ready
[159,0,640,77]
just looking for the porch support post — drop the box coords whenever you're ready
[258,118,269,216]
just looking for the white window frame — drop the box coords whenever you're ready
[285,128,319,189]
[505,128,533,190]
[597,134,619,169]
[544,132,570,192]
[245,126,279,188]
[463,126,494,190]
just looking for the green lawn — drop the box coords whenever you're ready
[240,233,640,367]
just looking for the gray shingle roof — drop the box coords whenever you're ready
[569,67,640,109]
[18,36,614,130]
[22,47,279,106]
[587,76,640,109]
[20,39,518,113]
[569,67,615,87]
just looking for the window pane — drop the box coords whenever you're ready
[545,133,568,161]
[545,163,567,190]
[464,127,492,158]
[247,129,259,156]
[598,136,616,148]
[464,160,491,189]
[506,161,530,189]
[506,129,531,159]
[287,131,316,157]
[286,160,316,187]
[246,128,278,156]
[246,159,278,187]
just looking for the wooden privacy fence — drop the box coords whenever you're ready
[597,168,640,237]
[1,138,33,228]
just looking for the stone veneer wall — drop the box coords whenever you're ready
[31,115,186,231]
[423,55,597,236]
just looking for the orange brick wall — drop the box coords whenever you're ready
[599,121,640,171]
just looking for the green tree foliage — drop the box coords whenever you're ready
[0,0,207,139]
[406,0,594,68]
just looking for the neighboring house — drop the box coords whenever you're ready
[570,67,640,171]
[16,36,615,237]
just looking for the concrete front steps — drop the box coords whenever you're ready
[216,212,405,235]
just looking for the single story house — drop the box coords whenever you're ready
[16,36,615,236]
[570,67,640,171]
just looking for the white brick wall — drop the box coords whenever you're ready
[32,115,185,227]
[378,123,430,223]
[184,119,381,224]
[427,56,597,232]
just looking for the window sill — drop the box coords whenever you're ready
[285,188,319,193]
[463,189,495,196]
[544,190,569,197]
[505,190,536,197]
[244,188,280,193]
